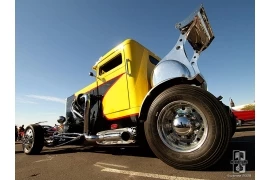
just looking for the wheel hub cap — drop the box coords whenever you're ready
[157,100,208,152]
[173,116,193,136]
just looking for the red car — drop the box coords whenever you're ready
[232,109,255,126]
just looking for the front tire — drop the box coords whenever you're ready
[144,85,232,170]
[22,124,44,155]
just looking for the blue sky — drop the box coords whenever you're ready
[15,0,254,126]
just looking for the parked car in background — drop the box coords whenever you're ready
[230,102,255,126]
[232,109,255,126]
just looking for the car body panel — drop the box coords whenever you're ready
[232,109,255,121]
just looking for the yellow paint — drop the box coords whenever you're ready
[74,39,161,120]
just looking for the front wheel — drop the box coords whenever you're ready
[144,85,232,170]
[22,124,44,155]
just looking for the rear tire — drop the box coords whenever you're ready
[22,124,44,155]
[144,85,232,170]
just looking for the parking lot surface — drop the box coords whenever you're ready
[15,124,255,180]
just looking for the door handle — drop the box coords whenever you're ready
[125,59,131,76]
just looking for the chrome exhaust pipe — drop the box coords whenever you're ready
[120,131,131,141]
[84,127,136,145]
[83,131,131,142]
[83,135,99,143]
[51,128,136,146]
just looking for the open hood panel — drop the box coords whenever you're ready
[176,5,215,52]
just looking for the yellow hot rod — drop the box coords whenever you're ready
[22,5,236,170]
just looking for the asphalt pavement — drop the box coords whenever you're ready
[15,124,255,180]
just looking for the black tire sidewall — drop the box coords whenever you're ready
[23,124,44,154]
[144,85,231,169]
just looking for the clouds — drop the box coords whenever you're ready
[16,95,66,126]
[25,95,65,104]
[16,95,66,104]
[16,98,38,104]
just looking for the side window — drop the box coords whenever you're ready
[149,55,159,65]
[99,54,122,76]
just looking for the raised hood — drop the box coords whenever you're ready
[176,5,215,52]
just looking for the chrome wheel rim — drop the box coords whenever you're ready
[157,100,208,152]
[23,128,34,153]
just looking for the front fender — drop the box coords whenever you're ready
[151,60,191,87]
[139,74,206,121]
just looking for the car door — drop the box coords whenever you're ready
[97,48,130,117]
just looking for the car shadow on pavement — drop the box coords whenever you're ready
[37,145,157,158]
[90,146,157,158]
[89,134,255,172]
[15,150,24,154]
[39,149,82,155]
[236,126,255,132]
